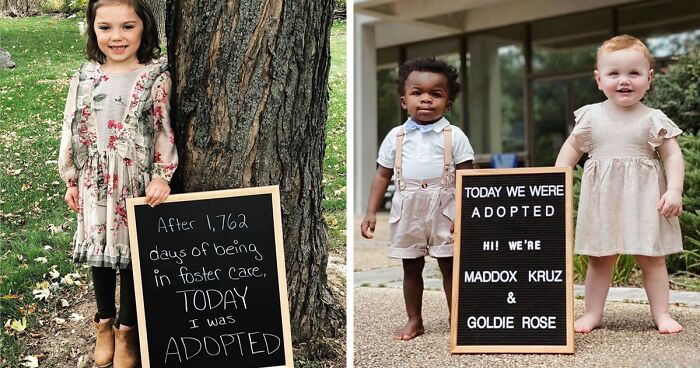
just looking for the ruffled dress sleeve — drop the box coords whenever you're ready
[571,104,593,153]
[58,71,81,187]
[648,110,682,148]
[149,71,178,182]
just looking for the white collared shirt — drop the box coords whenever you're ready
[377,117,475,179]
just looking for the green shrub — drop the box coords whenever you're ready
[39,0,64,13]
[38,0,84,14]
[667,132,700,274]
[646,47,700,274]
[645,49,700,134]
[68,0,87,14]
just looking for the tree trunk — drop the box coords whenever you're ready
[145,0,166,44]
[167,0,343,343]
[8,0,18,15]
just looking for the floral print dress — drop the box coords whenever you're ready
[58,56,178,269]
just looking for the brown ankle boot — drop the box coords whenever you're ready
[93,317,115,367]
[113,323,140,368]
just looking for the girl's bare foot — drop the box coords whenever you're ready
[654,313,683,334]
[394,318,424,340]
[574,313,602,333]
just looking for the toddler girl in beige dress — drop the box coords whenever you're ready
[556,35,684,334]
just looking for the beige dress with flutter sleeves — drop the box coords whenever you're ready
[572,102,683,256]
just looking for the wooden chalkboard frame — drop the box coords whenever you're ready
[126,185,293,367]
[449,167,574,354]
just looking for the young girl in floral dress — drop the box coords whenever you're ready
[58,0,177,366]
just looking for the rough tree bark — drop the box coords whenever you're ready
[7,0,18,15]
[167,0,344,343]
[144,0,166,43]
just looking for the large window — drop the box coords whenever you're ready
[467,26,525,155]
[530,9,611,165]
[373,0,700,165]
[619,0,700,66]
[532,76,599,166]
[532,10,611,74]
[376,47,400,146]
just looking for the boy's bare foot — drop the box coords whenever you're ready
[394,319,424,340]
[654,313,683,334]
[574,313,602,333]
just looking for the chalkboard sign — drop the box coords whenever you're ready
[450,167,574,354]
[126,186,293,367]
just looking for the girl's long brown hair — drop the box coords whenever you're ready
[85,0,161,64]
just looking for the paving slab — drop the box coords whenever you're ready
[354,287,700,368]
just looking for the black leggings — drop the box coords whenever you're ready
[92,267,137,326]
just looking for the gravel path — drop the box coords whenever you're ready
[354,287,700,368]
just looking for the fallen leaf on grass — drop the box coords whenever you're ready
[32,282,51,301]
[34,257,48,264]
[63,274,74,285]
[19,304,36,315]
[53,317,65,325]
[60,298,69,307]
[49,269,60,280]
[32,289,50,301]
[68,313,84,322]
[63,273,83,286]
[76,354,88,368]
[8,317,27,333]
[47,224,63,235]
[21,355,38,368]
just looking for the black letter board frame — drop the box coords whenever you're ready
[450,167,574,354]
[126,186,293,367]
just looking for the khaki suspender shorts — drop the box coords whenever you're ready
[388,126,457,259]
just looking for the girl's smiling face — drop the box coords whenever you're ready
[594,48,653,108]
[400,71,451,124]
[94,3,143,71]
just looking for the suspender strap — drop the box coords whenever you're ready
[395,126,405,190]
[443,126,452,184]
[395,126,404,171]
[443,126,452,168]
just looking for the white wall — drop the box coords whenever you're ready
[353,15,378,216]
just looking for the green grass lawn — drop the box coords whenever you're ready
[324,21,347,251]
[0,16,346,366]
[0,16,85,365]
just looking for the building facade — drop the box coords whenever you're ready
[354,0,700,214]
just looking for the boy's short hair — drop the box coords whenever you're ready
[85,0,161,64]
[596,35,653,69]
[396,57,461,103]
